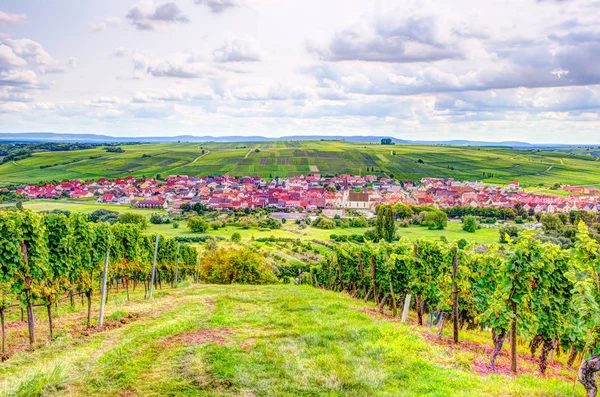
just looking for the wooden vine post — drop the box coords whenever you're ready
[1,292,6,354]
[451,246,459,344]
[371,256,377,305]
[20,243,35,346]
[386,254,397,317]
[98,244,110,327]
[195,251,201,284]
[510,303,518,374]
[148,234,159,299]
[174,243,180,288]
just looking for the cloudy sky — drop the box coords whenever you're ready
[0,0,599,143]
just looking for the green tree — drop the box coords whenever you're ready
[423,210,447,230]
[375,204,395,242]
[188,216,209,233]
[541,213,564,233]
[231,232,241,242]
[118,212,148,229]
[462,216,479,233]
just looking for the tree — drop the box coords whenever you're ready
[231,232,241,243]
[462,216,479,233]
[375,204,395,242]
[393,203,413,220]
[423,210,447,230]
[118,212,148,229]
[188,216,209,233]
[541,213,564,233]
[15,201,23,211]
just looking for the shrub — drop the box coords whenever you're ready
[117,212,148,229]
[200,247,277,284]
[172,222,179,229]
[150,213,168,224]
[312,215,336,229]
[188,216,209,233]
[89,209,119,224]
[422,210,447,230]
[211,220,224,230]
[462,215,479,233]
[350,216,369,227]
[258,217,281,229]
[231,232,241,242]
[499,225,520,243]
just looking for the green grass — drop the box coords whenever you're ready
[2,200,501,245]
[0,284,583,396]
[2,141,600,187]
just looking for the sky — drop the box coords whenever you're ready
[0,0,599,143]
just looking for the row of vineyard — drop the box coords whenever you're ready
[309,224,600,395]
[0,210,198,355]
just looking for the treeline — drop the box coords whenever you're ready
[307,226,600,395]
[0,210,198,355]
[0,142,106,165]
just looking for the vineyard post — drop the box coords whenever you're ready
[98,248,110,327]
[451,246,459,344]
[401,294,411,323]
[174,243,180,288]
[386,254,397,317]
[0,306,5,354]
[195,252,200,284]
[371,256,377,305]
[21,243,35,346]
[149,234,159,299]
[510,304,518,374]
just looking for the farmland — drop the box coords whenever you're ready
[0,284,583,397]
[1,141,600,187]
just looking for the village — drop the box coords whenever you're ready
[9,173,600,215]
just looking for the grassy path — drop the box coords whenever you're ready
[0,284,585,396]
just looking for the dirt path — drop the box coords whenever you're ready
[537,165,554,175]
[171,146,210,170]
[244,148,253,159]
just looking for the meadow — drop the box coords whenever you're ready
[1,141,599,187]
[2,200,501,245]
[0,284,584,397]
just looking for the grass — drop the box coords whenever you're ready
[1,141,600,187]
[3,200,502,245]
[0,284,584,396]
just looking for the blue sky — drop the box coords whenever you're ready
[0,0,599,143]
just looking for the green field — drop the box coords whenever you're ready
[1,141,599,187]
[0,284,583,396]
[3,200,501,245]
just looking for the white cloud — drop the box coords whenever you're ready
[0,11,26,25]
[194,0,242,14]
[126,1,189,31]
[89,17,123,32]
[132,51,206,78]
[213,36,262,62]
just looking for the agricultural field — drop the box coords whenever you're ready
[0,284,583,397]
[1,141,600,187]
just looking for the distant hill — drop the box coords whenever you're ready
[0,132,575,148]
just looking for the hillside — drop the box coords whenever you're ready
[1,141,600,186]
[0,132,558,147]
[0,284,582,397]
